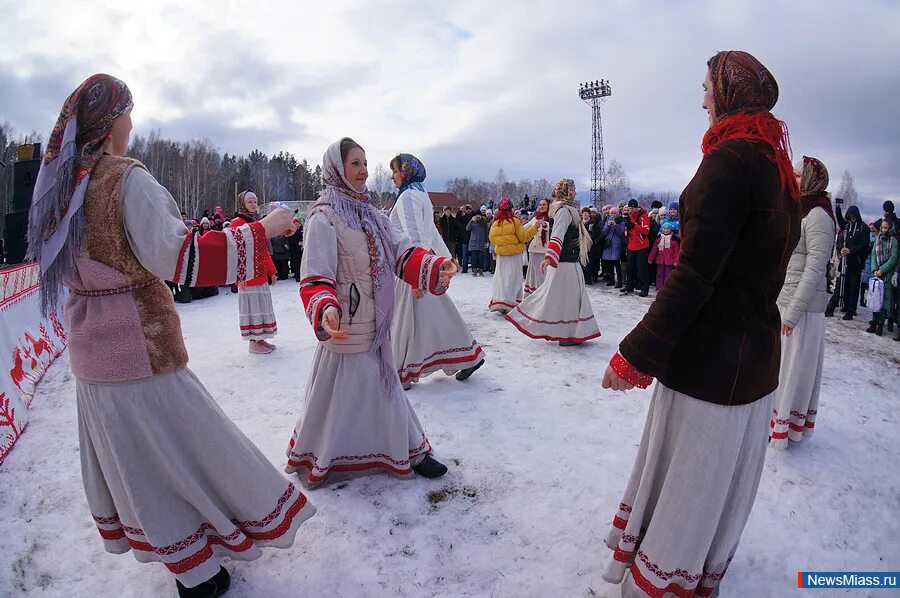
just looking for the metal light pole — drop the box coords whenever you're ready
[578,79,612,208]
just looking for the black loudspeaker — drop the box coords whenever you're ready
[12,159,40,213]
[4,211,28,264]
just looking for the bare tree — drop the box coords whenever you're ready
[836,170,859,207]
[369,162,394,208]
[605,160,631,205]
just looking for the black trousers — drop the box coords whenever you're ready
[290,247,303,281]
[626,248,650,293]
[274,258,290,280]
[602,259,623,285]
[841,268,862,315]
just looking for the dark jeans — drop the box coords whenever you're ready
[601,259,623,285]
[290,247,303,281]
[625,248,650,293]
[458,242,470,272]
[274,258,290,280]
[841,268,862,315]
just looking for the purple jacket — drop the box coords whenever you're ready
[599,219,627,261]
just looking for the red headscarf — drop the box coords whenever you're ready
[701,51,799,201]
[495,197,515,223]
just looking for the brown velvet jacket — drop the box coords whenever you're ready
[619,139,801,405]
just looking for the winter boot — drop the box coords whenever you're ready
[894,330,900,342]
[559,340,581,346]
[455,358,484,381]
[413,455,448,479]
[402,380,412,391]
[866,323,878,333]
[638,290,649,297]
[606,279,616,286]
[888,321,895,333]
[177,567,230,598]
[842,312,854,321]
[875,324,884,337]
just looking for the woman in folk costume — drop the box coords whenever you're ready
[488,198,539,314]
[600,51,801,597]
[27,75,315,598]
[770,156,835,448]
[505,179,600,346]
[231,190,280,354]
[388,153,485,390]
[525,199,550,297]
[286,138,457,487]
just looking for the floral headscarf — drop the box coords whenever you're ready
[495,197,515,223]
[28,73,133,315]
[552,179,575,204]
[394,153,427,198]
[799,156,835,223]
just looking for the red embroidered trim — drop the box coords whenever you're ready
[489,300,520,309]
[509,305,596,325]
[398,344,483,383]
[233,226,248,282]
[240,321,278,330]
[629,551,731,598]
[505,313,601,343]
[287,436,431,482]
[172,233,192,284]
[610,352,653,389]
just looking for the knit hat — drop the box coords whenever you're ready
[200,217,210,226]
[884,201,895,214]
[223,220,231,228]
[628,199,639,208]
[668,201,679,210]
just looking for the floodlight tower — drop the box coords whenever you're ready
[578,79,612,207]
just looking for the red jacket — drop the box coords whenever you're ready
[626,208,650,251]
[231,215,277,286]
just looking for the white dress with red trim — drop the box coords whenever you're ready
[231,215,278,341]
[490,254,526,313]
[505,207,600,343]
[287,206,449,487]
[78,169,315,588]
[769,310,824,447]
[603,381,773,598]
[389,188,483,384]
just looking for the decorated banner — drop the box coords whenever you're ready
[0,264,68,466]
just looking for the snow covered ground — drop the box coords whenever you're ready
[1,273,898,597]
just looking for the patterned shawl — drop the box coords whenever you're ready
[312,138,400,392]
[799,156,835,224]
[549,177,591,266]
[395,153,427,198]
[701,51,799,201]
[28,74,133,315]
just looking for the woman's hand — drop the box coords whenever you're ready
[602,365,635,391]
[874,269,882,278]
[840,247,850,257]
[540,258,553,274]
[439,259,459,287]
[412,288,425,299]
[322,306,348,340]
[269,274,277,285]
[260,208,293,239]
[781,323,794,337]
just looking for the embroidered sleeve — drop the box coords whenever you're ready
[122,168,269,286]
[298,212,342,341]
[396,247,448,295]
[610,352,654,389]
[544,207,571,267]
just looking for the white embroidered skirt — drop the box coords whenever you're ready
[524,252,545,296]
[238,284,277,340]
[770,310,825,448]
[490,254,526,313]
[78,367,315,588]
[603,383,773,598]
[392,279,484,385]
[505,262,600,342]
[286,345,432,488]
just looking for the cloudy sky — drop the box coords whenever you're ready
[2,1,898,209]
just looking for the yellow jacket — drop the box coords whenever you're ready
[489,217,538,256]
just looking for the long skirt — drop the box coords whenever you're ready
[238,283,277,341]
[505,262,600,343]
[524,252,545,296]
[604,383,773,598]
[770,310,825,448]
[286,346,432,488]
[79,368,315,588]
[490,254,526,313]
[392,279,484,385]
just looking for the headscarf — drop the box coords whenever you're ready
[799,156,835,224]
[234,190,259,223]
[394,153,426,198]
[552,178,575,204]
[312,138,400,392]
[534,200,550,244]
[495,198,515,223]
[701,51,799,201]
[28,74,133,315]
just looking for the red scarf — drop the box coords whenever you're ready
[701,111,799,201]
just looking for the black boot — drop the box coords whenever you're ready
[177,567,230,598]
[876,324,884,337]
[888,321,895,333]
[455,358,484,381]
[866,323,877,333]
[638,290,649,297]
[413,455,448,479]
[606,280,615,286]
[842,312,854,321]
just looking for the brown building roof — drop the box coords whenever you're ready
[427,192,467,211]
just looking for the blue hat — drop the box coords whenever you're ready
[668,201,679,210]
